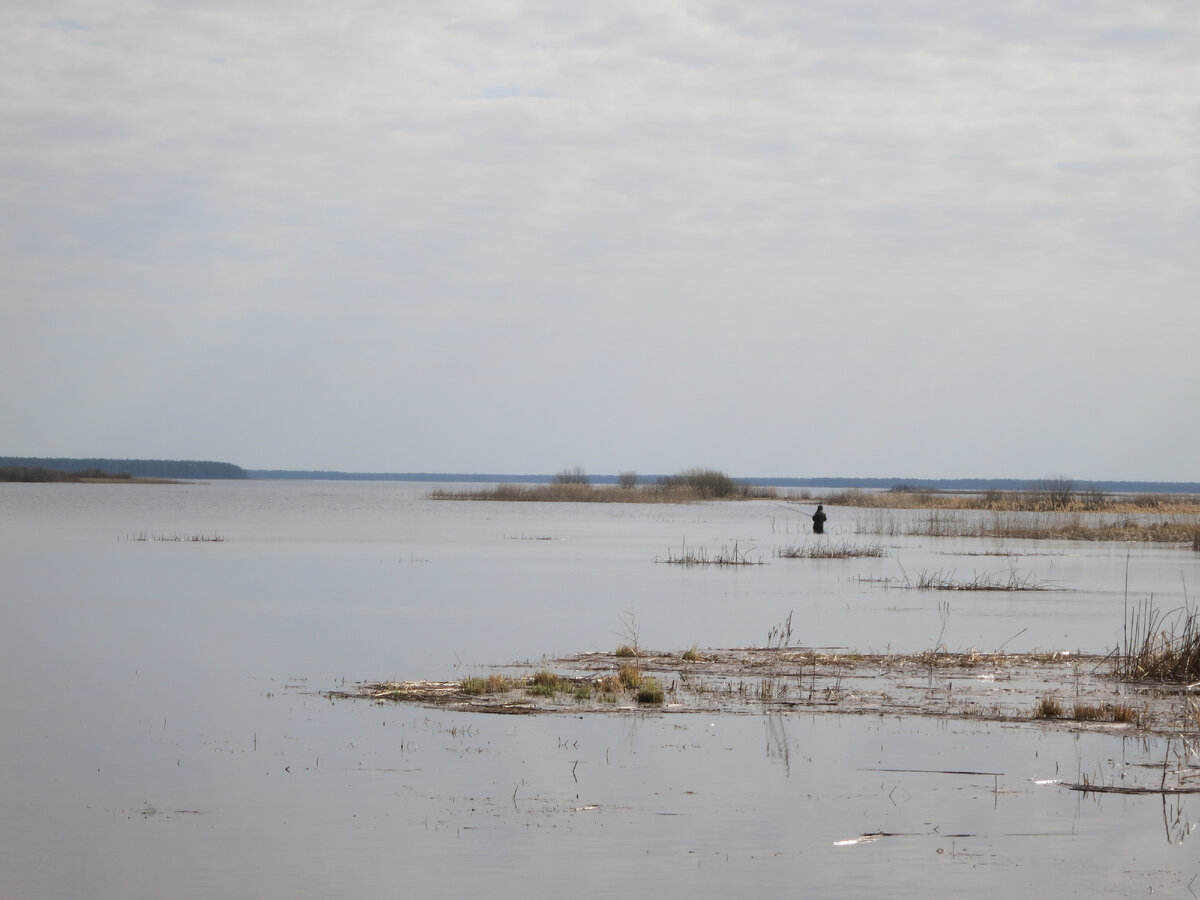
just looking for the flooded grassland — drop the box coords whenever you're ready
[2,481,1199,898]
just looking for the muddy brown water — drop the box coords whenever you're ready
[1,481,1198,897]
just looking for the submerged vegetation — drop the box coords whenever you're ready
[352,476,1200,731]
[655,541,765,566]
[336,644,1195,735]
[125,532,227,542]
[339,578,1200,735]
[879,564,1055,592]
[777,540,886,559]
[367,662,666,709]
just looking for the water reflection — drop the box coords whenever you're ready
[1163,794,1195,845]
[2,481,1199,898]
[764,714,791,776]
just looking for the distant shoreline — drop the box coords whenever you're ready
[3,458,1196,494]
[0,465,180,484]
[0,457,246,481]
[247,470,1200,495]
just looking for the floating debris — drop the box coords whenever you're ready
[327,647,1200,735]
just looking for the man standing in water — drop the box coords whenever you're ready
[812,505,827,534]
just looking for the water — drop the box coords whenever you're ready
[2,481,1198,897]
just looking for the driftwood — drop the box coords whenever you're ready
[1059,782,1200,795]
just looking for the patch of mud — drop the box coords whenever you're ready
[329,648,1200,736]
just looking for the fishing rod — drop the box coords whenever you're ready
[777,502,823,519]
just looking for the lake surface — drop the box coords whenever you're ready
[2,480,1198,897]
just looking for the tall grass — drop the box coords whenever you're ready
[1119,599,1200,682]
[777,540,886,559]
[1034,696,1063,718]
[895,566,1052,592]
[828,488,1200,515]
[126,532,227,542]
[657,541,765,566]
[430,468,777,503]
[527,668,564,696]
[636,677,665,704]
[461,673,516,695]
[857,509,1200,544]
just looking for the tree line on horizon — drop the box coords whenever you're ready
[0,457,247,480]
[2,458,1193,494]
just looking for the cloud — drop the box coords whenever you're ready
[2,1,1197,476]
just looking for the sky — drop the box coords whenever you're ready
[3,1,1198,480]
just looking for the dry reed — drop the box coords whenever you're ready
[656,541,765,566]
[777,540,886,559]
[1119,599,1200,682]
[430,477,777,504]
[857,509,1200,544]
[825,488,1200,515]
[1034,696,1063,718]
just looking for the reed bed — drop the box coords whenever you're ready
[824,488,1200,515]
[1068,702,1139,724]
[655,541,765,566]
[431,470,777,503]
[777,540,887,559]
[344,644,1197,733]
[430,483,777,503]
[430,480,1200,531]
[1034,696,1064,718]
[125,532,227,542]
[857,509,1200,545]
[1119,599,1200,682]
[880,564,1053,591]
[1034,697,1141,724]
[460,673,516,695]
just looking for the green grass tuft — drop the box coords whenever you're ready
[778,540,886,559]
[462,673,515,695]
[618,664,642,689]
[527,668,563,697]
[636,677,664,704]
[461,676,487,695]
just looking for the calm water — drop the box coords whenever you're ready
[2,481,1198,897]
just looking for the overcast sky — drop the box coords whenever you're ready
[3,1,1197,480]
